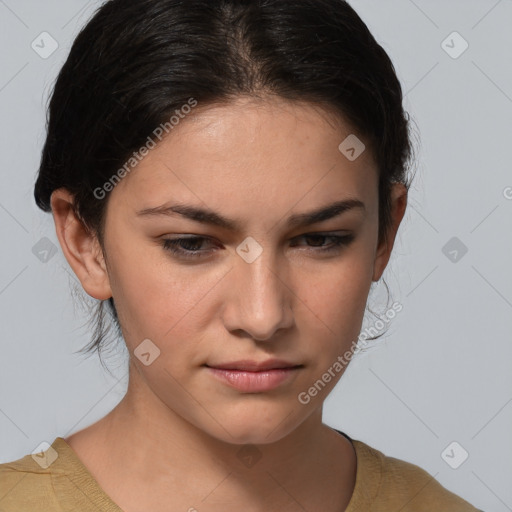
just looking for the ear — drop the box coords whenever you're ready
[372,183,408,282]
[50,188,112,300]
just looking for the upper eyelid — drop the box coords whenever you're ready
[166,230,351,240]
[163,232,353,250]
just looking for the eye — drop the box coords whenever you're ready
[290,233,355,254]
[161,233,355,260]
[162,236,216,259]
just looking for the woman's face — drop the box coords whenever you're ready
[97,97,401,444]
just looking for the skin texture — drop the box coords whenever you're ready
[51,96,407,512]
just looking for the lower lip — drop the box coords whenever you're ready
[206,366,301,392]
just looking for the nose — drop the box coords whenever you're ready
[221,247,294,342]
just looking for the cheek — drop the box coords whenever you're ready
[108,223,374,355]
[297,254,374,352]
[106,243,225,353]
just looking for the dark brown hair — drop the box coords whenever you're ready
[34,0,417,367]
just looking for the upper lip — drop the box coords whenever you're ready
[206,359,301,371]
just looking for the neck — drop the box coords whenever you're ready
[67,361,356,512]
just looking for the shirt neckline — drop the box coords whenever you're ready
[51,437,123,511]
[50,428,376,511]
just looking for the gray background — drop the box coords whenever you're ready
[1,1,511,510]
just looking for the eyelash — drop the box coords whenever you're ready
[161,233,355,259]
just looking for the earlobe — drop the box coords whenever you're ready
[50,188,112,300]
[372,184,408,282]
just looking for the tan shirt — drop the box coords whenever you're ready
[0,434,482,511]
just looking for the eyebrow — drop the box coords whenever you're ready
[136,198,366,231]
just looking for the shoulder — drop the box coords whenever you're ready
[351,439,483,511]
[1,438,123,512]
[0,451,62,511]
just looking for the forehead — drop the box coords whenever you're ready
[108,97,378,220]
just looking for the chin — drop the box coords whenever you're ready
[202,407,305,446]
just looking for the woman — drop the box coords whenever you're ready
[0,0,482,510]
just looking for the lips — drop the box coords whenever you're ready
[206,359,301,372]
[204,359,303,392]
